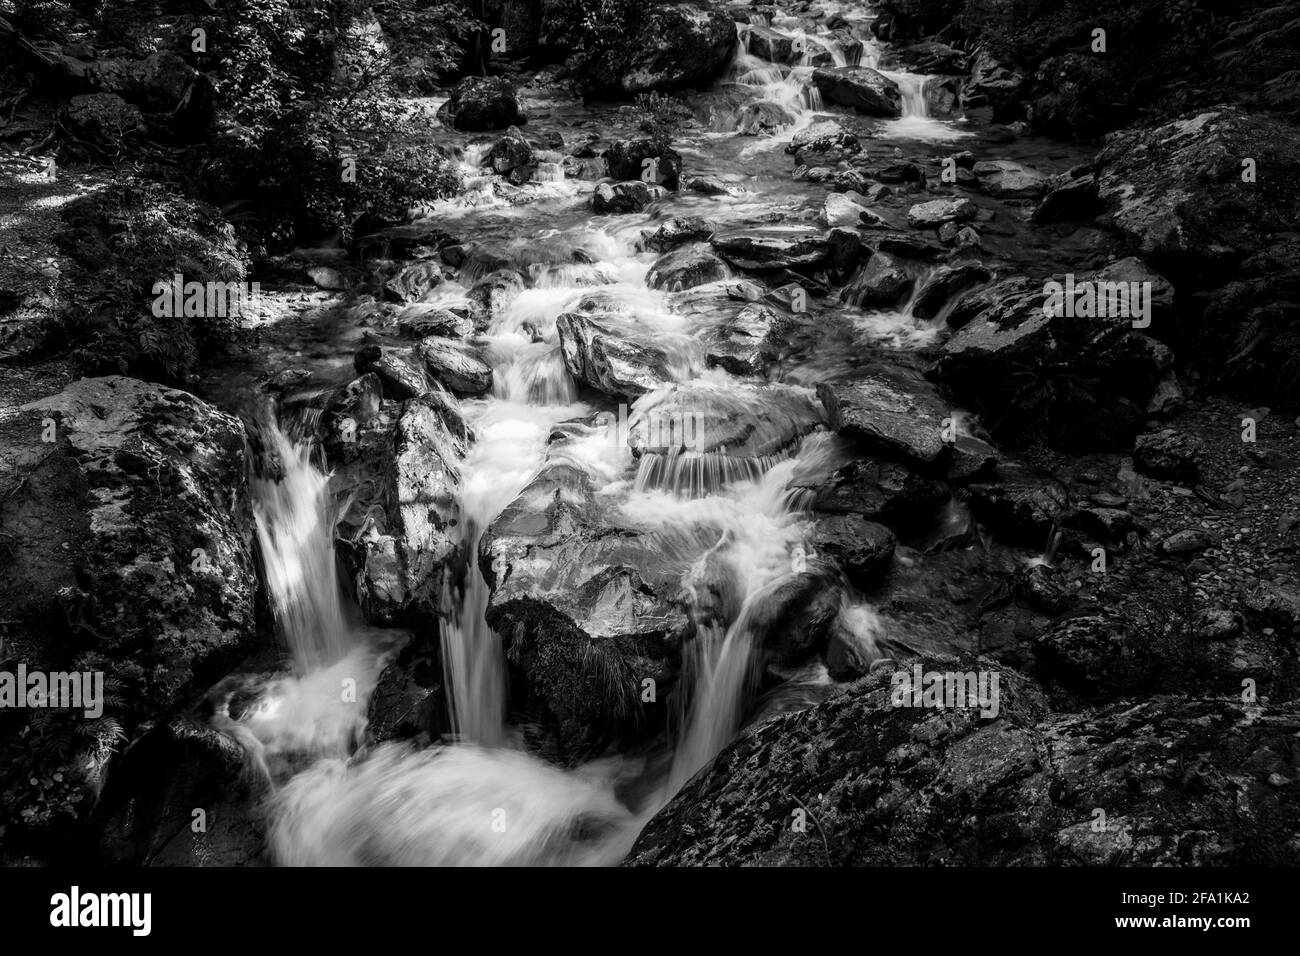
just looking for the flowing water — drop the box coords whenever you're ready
[225,1,1047,865]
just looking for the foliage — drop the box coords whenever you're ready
[52,178,249,383]
[632,91,689,147]
[208,0,466,245]
[551,0,646,91]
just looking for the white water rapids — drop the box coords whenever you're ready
[231,2,970,865]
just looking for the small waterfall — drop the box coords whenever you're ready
[633,450,779,498]
[252,417,351,675]
[1036,525,1064,568]
[892,73,930,118]
[531,161,565,183]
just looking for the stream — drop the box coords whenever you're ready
[201,0,1094,866]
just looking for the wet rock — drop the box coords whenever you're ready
[812,66,902,117]
[593,180,665,213]
[799,457,949,530]
[736,101,799,136]
[416,338,493,395]
[603,139,683,188]
[857,160,924,184]
[821,191,885,228]
[930,275,1172,449]
[965,464,1068,546]
[745,24,796,64]
[747,572,844,665]
[812,515,897,589]
[646,244,730,291]
[1018,564,1072,615]
[347,392,467,625]
[627,382,821,460]
[467,269,527,315]
[479,463,698,754]
[817,371,949,467]
[924,76,962,118]
[910,262,991,319]
[703,304,781,376]
[946,433,999,484]
[681,174,742,197]
[484,128,536,185]
[895,40,966,74]
[383,261,444,303]
[840,251,912,306]
[354,344,432,400]
[556,310,673,398]
[393,305,474,340]
[786,120,861,165]
[437,75,526,130]
[711,232,830,272]
[1133,428,1205,482]
[972,160,1049,199]
[641,216,718,253]
[907,197,977,228]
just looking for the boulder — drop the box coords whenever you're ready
[811,67,902,117]
[711,232,829,272]
[484,128,536,185]
[907,197,977,228]
[383,261,444,303]
[615,3,738,94]
[603,139,683,189]
[703,304,781,376]
[841,251,912,307]
[642,216,718,253]
[2,377,257,845]
[437,75,526,131]
[930,276,1173,448]
[556,310,674,398]
[416,338,494,395]
[1094,109,1300,283]
[593,181,665,214]
[354,344,432,400]
[345,392,467,625]
[911,262,992,319]
[628,668,1300,865]
[812,515,896,589]
[817,370,950,467]
[646,244,730,291]
[972,160,1049,199]
[479,463,701,754]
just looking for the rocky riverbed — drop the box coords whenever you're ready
[1,0,1298,866]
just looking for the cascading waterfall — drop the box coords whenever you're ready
[248,0,961,866]
[252,416,352,675]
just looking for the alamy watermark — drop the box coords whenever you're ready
[0,663,105,718]
[151,273,261,319]
[595,402,707,451]
[890,663,1000,718]
[1043,275,1151,328]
